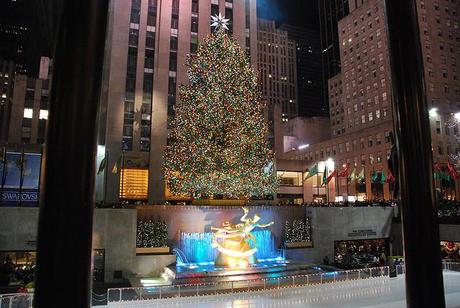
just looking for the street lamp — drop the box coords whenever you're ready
[429,107,438,117]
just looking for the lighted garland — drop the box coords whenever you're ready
[136,219,168,248]
[164,28,278,199]
[284,218,312,243]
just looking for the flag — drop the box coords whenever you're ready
[97,156,107,175]
[322,165,327,186]
[326,169,337,184]
[349,168,357,182]
[447,162,458,180]
[304,164,318,180]
[434,162,450,181]
[357,168,365,182]
[380,169,386,184]
[112,155,123,174]
[387,169,395,183]
[338,164,350,177]
[371,170,380,184]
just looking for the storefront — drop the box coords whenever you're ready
[0,251,36,286]
[334,238,389,269]
[0,151,42,207]
[441,241,460,261]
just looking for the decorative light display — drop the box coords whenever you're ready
[284,217,312,243]
[211,207,274,268]
[136,219,168,248]
[164,22,278,199]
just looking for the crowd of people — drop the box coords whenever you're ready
[0,256,35,290]
[438,199,460,218]
[441,241,460,261]
[303,200,399,208]
[334,240,389,270]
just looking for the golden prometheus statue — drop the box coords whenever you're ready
[211,207,274,268]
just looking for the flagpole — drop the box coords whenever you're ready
[104,149,108,204]
[120,150,125,203]
[0,144,6,205]
[19,143,25,207]
[326,165,330,203]
[336,172,340,201]
[316,164,319,199]
[346,175,349,200]
[364,165,367,200]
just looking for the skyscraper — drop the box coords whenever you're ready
[285,0,460,202]
[257,19,298,121]
[318,0,350,112]
[98,0,258,204]
[280,24,324,117]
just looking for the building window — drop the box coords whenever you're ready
[170,36,178,51]
[146,31,155,49]
[39,109,48,120]
[169,52,177,71]
[277,171,302,186]
[191,35,198,53]
[130,0,141,23]
[129,28,139,46]
[191,16,198,33]
[23,108,33,119]
[192,0,199,14]
[143,73,153,104]
[145,49,154,69]
[436,121,441,134]
[120,168,149,200]
[147,0,157,26]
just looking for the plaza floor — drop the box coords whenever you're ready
[102,271,460,308]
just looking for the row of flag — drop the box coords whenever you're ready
[304,163,396,186]
[434,162,459,182]
[305,161,460,186]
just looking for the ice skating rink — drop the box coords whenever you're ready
[103,271,460,308]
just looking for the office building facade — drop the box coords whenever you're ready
[98,0,258,204]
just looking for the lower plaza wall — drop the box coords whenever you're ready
[0,206,459,283]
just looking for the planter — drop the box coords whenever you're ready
[285,241,313,248]
[136,247,170,255]
[192,199,248,206]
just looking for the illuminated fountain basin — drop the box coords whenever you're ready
[180,229,280,263]
[175,229,284,270]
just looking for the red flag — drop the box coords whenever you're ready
[386,169,395,183]
[447,162,458,179]
[338,164,350,177]
[326,169,337,184]
[434,162,442,172]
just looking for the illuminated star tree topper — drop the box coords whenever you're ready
[210,13,230,31]
[164,23,278,200]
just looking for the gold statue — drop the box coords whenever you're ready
[211,207,274,268]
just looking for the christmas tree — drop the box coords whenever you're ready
[164,15,278,199]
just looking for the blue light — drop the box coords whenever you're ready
[178,230,284,265]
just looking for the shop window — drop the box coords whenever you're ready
[277,171,302,186]
[120,168,149,200]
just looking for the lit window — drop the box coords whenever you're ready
[120,168,149,200]
[24,108,33,119]
[39,109,48,120]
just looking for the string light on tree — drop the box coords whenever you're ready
[164,15,278,199]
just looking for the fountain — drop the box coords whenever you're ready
[179,229,280,265]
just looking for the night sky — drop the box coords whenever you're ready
[0,0,319,76]
[257,0,320,30]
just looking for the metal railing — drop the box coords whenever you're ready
[107,266,389,304]
[0,293,33,308]
[442,261,460,272]
[395,261,460,276]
